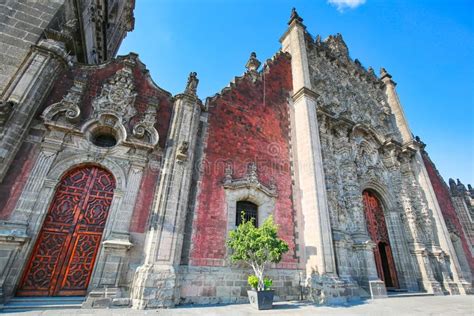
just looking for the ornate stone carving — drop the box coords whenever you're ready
[224,163,233,185]
[92,66,137,123]
[176,141,189,162]
[307,38,398,140]
[42,76,86,124]
[245,52,261,73]
[245,52,261,82]
[223,162,277,197]
[132,103,159,146]
[325,33,349,61]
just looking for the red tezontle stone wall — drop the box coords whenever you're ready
[422,150,474,272]
[189,53,298,269]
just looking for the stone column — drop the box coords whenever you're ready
[379,68,412,144]
[388,210,419,291]
[399,153,443,294]
[131,74,202,309]
[0,39,68,182]
[280,9,343,304]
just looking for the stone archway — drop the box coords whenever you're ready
[362,190,399,289]
[16,165,116,296]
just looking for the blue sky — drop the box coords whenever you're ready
[119,0,474,185]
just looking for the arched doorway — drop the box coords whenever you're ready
[362,190,399,289]
[17,165,115,296]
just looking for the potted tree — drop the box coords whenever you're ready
[227,214,289,310]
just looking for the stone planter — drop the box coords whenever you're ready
[247,289,274,310]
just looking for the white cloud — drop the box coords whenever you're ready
[328,0,366,12]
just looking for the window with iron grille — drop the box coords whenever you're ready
[236,201,258,226]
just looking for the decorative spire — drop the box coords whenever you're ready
[185,72,199,95]
[245,52,261,73]
[288,7,303,25]
[380,67,392,80]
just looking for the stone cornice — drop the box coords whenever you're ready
[223,163,277,198]
[292,87,319,103]
[33,40,69,66]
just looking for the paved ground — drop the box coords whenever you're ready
[3,295,473,316]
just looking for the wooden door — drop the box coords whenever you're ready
[17,166,115,296]
[362,190,399,289]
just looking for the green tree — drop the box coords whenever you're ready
[227,213,289,291]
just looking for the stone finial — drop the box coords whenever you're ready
[246,162,258,183]
[224,163,233,184]
[315,34,322,45]
[288,7,303,25]
[185,72,199,95]
[380,67,392,80]
[468,184,474,197]
[414,135,426,148]
[449,178,458,195]
[269,177,277,193]
[367,67,376,77]
[457,179,467,193]
[245,52,261,73]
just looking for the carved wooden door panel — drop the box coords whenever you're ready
[362,190,399,289]
[17,166,115,297]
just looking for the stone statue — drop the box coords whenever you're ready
[185,72,199,95]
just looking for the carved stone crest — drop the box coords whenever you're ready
[92,66,137,123]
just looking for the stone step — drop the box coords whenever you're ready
[387,292,435,298]
[1,296,84,312]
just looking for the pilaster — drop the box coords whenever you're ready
[380,68,412,144]
[131,73,202,309]
[281,8,342,304]
[410,245,444,295]
[0,39,68,182]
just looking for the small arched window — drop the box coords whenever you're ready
[236,201,258,226]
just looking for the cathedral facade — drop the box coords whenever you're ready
[0,1,472,309]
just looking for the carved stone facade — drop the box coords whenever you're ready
[0,6,471,311]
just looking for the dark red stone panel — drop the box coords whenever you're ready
[129,163,160,233]
[190,53,298,268]
[422,151,474,272]
[0,140,41,219]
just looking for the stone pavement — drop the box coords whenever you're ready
[3,295,473,316]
